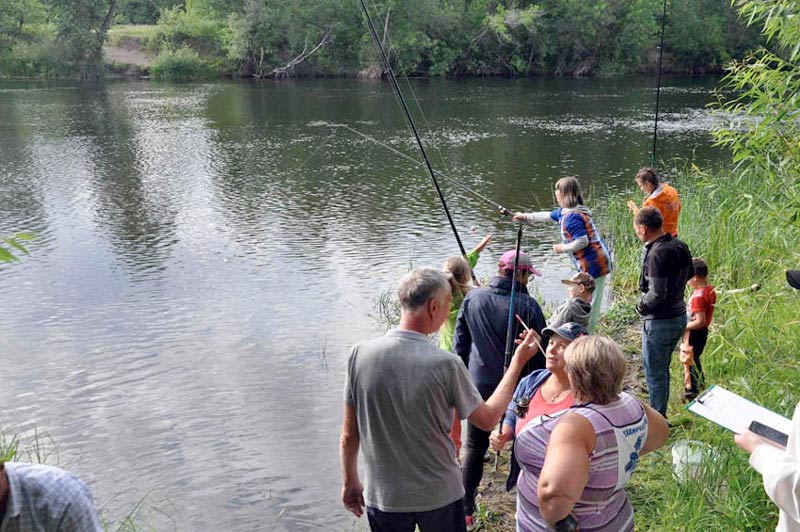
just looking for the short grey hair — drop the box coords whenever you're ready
[398,267,450,311]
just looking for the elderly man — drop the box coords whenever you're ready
[0,461,103,531]
[340,267,540,532]
[634,206,693,418]
[453,249,547,524]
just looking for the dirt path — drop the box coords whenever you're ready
[104,43,150,68]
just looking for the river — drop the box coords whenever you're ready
[0,77,725,530]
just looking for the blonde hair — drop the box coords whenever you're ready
[564,336,626,405]
[443,256,472,299]
[555,176,584,208]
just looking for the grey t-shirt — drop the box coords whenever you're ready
[344,329,483,512]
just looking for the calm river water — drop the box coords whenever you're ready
[0,77,725,530]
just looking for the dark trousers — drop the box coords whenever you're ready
[687,328,708,393]
[367,499,466,532]
[461,422,491,516]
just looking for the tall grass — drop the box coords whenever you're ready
[598,163,799,531]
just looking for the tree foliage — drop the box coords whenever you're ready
[0,0,768,78]
[713,0,800,223]
[0,233,33,264]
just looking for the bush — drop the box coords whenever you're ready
[149,45,215,80]
[0,39,72,78]
[154,6,225,57]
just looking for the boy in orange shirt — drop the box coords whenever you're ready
[627,167,681,236]
[682,258,716,400]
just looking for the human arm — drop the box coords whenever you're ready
[636,251,669,314]
[685,310,706,331]
[490,423,515,451]
[736,430,800,522]
[340,403,364,517]
[627,199,639,213]
[471,234,492,257]
[490,378,527,451]
[537,413,595,526]
[553,236,588,254]
[513,211,555,224]
[553,212,590,254]
[640,403,669,455]
[468,329,541,431]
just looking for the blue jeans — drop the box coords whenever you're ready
[642,315,687,417]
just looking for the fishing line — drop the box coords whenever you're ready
[335,122,513,216]
[366,0,456,179]
[652,0,669,167]
[359,0,476,282]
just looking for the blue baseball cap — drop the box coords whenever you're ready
[542,322,588,342]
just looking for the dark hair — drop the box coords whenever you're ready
[636,167,659,186]
[693,258,709,278]
[634,206,663,231]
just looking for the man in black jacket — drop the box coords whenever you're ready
[454,249,547,524]
[634,207,693,418]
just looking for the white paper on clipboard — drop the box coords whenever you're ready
[687,385,792,435]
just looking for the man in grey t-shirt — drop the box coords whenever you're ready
[340,267,541,531]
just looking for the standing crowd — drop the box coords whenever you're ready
[340,168,702,531]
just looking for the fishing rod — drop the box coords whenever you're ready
[495,224,523,470]
[358,0,479,282]
[335,123,514,216]
[651,0,669,167]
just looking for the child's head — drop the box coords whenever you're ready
[561,272,595,301]
[554,177,584,208]
[689,258,709,288]
[442,256,472,297]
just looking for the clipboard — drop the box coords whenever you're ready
[686,385,792,435]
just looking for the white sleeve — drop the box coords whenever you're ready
[520,211,553,224]
[561,235,589,253]
[750,443,800,522]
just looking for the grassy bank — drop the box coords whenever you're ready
[604,165,799,531]
[475,166,799,531]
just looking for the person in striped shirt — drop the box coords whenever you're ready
[514,336,668,531]
[513,176,612,332]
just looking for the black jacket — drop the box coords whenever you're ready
[636,233,694,320]
[454,276,547,399]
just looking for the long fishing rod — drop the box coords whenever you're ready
[358,0,477,282]
[651,0,669,167]
[336,123,513,216]
[495,224,523,470]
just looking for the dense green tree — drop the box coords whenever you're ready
[50,0,119,74]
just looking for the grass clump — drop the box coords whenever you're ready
[601,163,799,531]
[150,46,216,80]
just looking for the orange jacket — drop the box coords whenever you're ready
[644,183,681,236]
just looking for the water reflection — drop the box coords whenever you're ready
[0,77,725,530]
